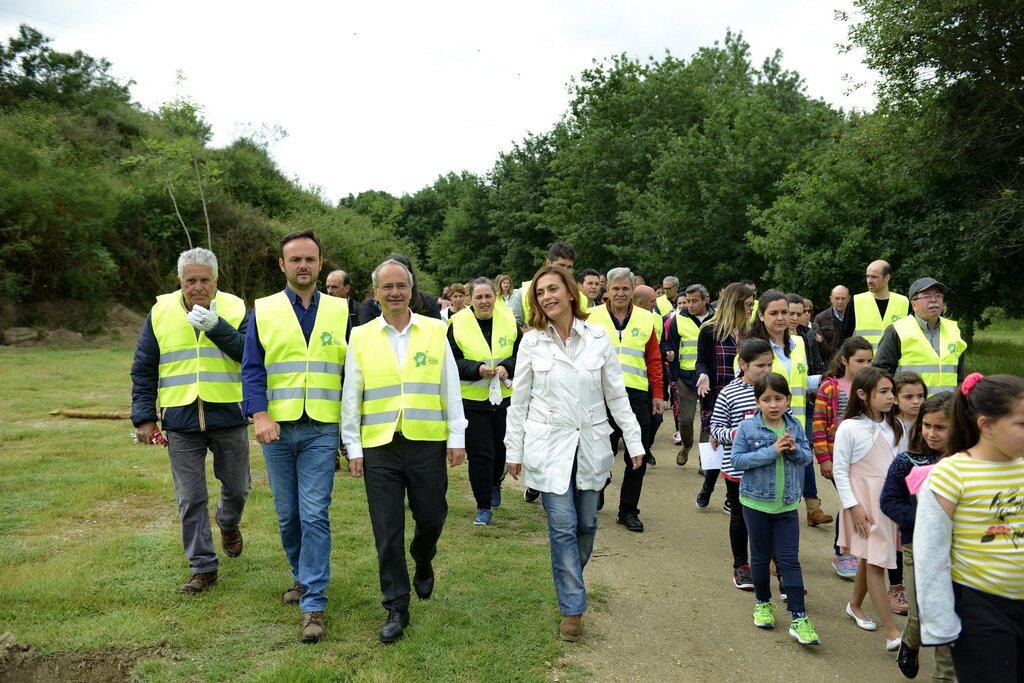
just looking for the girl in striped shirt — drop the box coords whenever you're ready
[706,338,774,590]
[915,373,1024,682]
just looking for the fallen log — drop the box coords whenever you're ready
[49,409,131,419]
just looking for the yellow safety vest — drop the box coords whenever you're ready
[520,278,587,326]
[893,316,966,397]
[351,315,449,447]
[654,294,673,319]
[853,292,910,348]
[587,304,654,391]
[152,291,246,408]
[675,313,700,371]
[771,335,809,428]
[451,307,516,401]
[254,292,348,423]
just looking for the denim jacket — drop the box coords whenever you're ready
[731,412,813,505]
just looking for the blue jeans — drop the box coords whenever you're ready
[261,421,337,612]
[540,483,600,617]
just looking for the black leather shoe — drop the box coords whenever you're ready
[413,564,434,600]
[896,640,919,679]
[379,608,409,644]
[644,453,656,466]
[617,513,644,532]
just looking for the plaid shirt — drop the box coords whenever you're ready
[696,328,738,432]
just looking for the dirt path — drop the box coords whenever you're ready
[560,424,942,682]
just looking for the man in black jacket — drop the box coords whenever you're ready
[131,247,250,595]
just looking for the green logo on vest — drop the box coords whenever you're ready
[320,331,338,347]
[414,351,427,367]
[631,327,640,337]
[797,362,807,375]
[891,314,900,322]
[498,336,510,348]
[947,342,957,354]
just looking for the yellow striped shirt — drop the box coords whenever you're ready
[928,452,1024,600]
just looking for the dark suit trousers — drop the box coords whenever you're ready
[363,435,448,611]
[608,391,651,515]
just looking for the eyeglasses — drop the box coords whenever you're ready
[912,293,944,302]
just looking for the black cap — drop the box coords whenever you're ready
[908,277,946,299]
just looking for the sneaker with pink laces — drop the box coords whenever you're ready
[888,584,909,615]
[831,553,858,579]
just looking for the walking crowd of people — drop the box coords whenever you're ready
[130,234,1023,681]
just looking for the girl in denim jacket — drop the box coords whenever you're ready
[732,372,819,646]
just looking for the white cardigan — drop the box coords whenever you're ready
[504,318,644,494]
[832,415,898,509]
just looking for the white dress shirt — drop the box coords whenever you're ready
[341,312,467,459]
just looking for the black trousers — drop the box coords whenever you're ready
[464,404,507,509]
[725,479,748,568]
[952,582,1024,683]
[609,391,651,516]
[363,435,448,611]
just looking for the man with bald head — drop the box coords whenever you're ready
[814,284,850,360]
[840,260,910,349]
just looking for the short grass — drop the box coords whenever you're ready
[965,318,1024,377]
[0,347,582,682]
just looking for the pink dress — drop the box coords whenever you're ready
[837,432,898,569]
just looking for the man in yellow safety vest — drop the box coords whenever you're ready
[242,230,350,644]
[873,277,967,395]
[342,258,467,645]
[587,269,666,532]
[131,247,250,597]
[841,260,910,349]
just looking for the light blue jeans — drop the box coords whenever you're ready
[261,421,337,612]
[540,483,600,616]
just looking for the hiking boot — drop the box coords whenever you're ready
[753,602,775,629]
[889,584,909,615]
[178,570,218,595]
[805,497,833,526]
[676,447,689,466]
[559,614,582,641]
[219,525,243,558]
[789,616,820,645]
[301,611,325,644]
[283,580,305,605]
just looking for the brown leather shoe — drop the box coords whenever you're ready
[177,570,218,595]
[220,525,243,557]
[807,508,834,526]
[301,611,325,643]
[559,614,582,641]
[283,581,305,605]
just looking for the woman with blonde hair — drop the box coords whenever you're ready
[494,274,514,308]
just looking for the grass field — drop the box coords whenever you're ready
[1,320,1021,681]
[0,347,580,682]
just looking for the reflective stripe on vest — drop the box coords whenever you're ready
[587,304,654,391]
[152,291,246,408]
[451,307,516,401]
[893,316,966,398]
[852,292,910,349]
[771,335,809,428]
[675,313,700,371]
[352,316,449,446]
[254,291,348,423]
[521,278,587,326]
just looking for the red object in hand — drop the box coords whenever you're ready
[150,428,168,447]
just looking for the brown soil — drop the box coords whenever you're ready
[0,636,169,682]
[555,425,943,682]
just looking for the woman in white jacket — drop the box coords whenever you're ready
[505,264,644,642]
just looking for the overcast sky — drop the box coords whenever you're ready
[1,1,877,202]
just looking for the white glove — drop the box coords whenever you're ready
[488,376,503,405]
[186,299,219,332]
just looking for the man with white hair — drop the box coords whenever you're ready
[131,247,251,596]
[587,268,665,532]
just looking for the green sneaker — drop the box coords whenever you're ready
[789,616,820,645]
[753,601,775,629]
